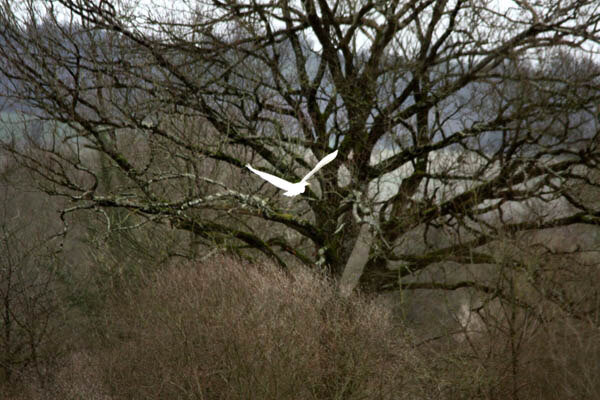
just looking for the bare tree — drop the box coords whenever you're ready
[0,165,65,385]
[0,0,599,302]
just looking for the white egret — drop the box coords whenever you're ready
[246,150,338,197]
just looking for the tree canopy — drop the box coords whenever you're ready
[1,0,600,298]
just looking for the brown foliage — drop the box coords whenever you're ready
[94,257,424,399]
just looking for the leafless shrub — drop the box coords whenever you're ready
[89,257,437,400]
[0,161,68,392]
[531,318,600,400]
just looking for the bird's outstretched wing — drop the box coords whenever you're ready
[301,150,338,182]
[246,164,296,191]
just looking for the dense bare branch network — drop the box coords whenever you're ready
[0,0,599,305]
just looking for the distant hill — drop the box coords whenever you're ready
[0,111,70,145]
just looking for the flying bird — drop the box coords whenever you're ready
[246,150,338,197]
